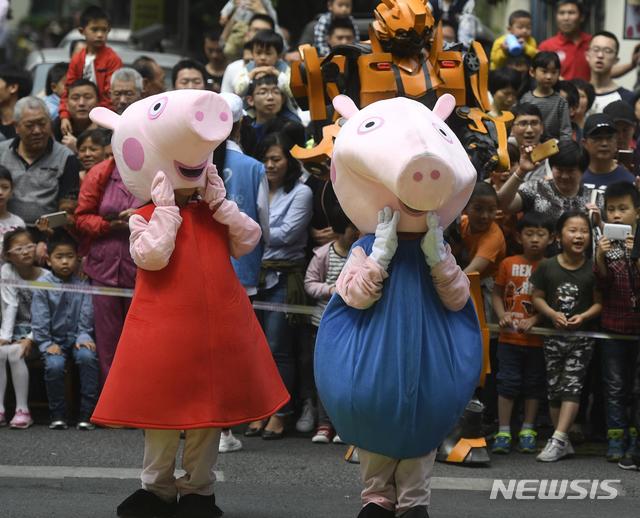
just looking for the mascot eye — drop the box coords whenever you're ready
[357,117,384,134]
[432,122,453,144]
[148,97,168,120]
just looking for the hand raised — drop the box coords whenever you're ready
[151,171,176,207]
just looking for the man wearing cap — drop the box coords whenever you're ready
[603,100,637,152]
[582,112,635,189]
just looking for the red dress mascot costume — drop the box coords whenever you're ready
[89,90,289,518]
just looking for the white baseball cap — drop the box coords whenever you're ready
[219,92,244,123]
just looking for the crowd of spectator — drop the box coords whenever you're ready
[0,0,639,470]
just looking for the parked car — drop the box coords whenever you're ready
[58,27,132,54]
[26,47,185,96]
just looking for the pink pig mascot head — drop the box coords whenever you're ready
[330,94,477,233]
[90,90,233,202]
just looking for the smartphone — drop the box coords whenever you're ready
[530,139,559,163]
[40,211,69,228]
[603,223,633,241]
[617,149,634,171]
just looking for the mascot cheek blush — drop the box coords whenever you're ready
[89,90,289,517]
[315,94,482,518]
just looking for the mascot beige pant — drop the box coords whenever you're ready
[141,428,222,501]
[359,448,437,514]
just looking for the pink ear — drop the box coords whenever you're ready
[433,94,456,121]
[333,95,359,119]
[90,107,120,130]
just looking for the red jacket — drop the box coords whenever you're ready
[59,45,122,120]
[75,158,115,243]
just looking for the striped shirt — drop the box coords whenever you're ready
[312,244,348,326]
[520,91,573,142]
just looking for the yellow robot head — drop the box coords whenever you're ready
[373,0,435,56]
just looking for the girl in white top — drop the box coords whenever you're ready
[0,228,42,429]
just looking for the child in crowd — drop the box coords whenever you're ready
[31,230,98,430]
[570,78,596,130]
[77,128,111,180]
[219,0,278,27]
[532,210,602,462]
[490,10,537,70]
[594,182,640,462]
[234,30,298,120]
[460,183,507,280]
[0,228,43,429]
[557,80,582,141]
[521,51,572,142]
[304,203,358,444]
[314,0,360,57]
[488,144,522,257]
[59,5,122,137]
[43,62,68,120]
[488,67,521,119]
[491,213,554,454]
[0,167,26,257]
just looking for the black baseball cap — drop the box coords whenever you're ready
[583,113,617,137]
[603,100,636,126]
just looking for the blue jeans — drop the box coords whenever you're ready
[601,338,639,430]
[257,276,294,415]
[43,342,99,420]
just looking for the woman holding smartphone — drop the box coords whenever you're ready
[75,157,139,384]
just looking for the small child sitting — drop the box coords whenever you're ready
[31,230,98,430]
[490,9,537,70]
[58,5,122,137]
[594,181,640,462]
[233,29,298,120]
[0,228,43,429]
[219,0,278,26]
[491,212,554,454]
[304,203,358,444]
[314,0,360,56]
[43,62,68,120]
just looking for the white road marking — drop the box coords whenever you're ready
[0,465,225,482]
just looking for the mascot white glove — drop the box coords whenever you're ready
[370,207,400,271]
[421,211,447,267]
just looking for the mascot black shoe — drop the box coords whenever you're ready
[116,489,177,518]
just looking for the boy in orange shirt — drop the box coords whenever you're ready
[491,212,554,454]
[459,182,507,324]
[59,5,122,137]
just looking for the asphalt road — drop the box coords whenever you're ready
[1,424,639,518]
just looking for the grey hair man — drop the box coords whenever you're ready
[110,67,143,114]
[0,96,81,223]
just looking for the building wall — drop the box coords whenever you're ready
[605,0,638,91]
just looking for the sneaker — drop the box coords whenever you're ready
[618,452,639,470]
[536,437,572,462]
[49,419,68,430]
[344,445,360,464]
[0,412,6,427]
[491,432,512,454]
[333,434,345,444]
[312,425,334,443]
[9,409,33,429]
[607,429,625,462]
[517,429,538,453]
[296,398,315,433]
[77,421,95,430]
[218,430,243,453]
